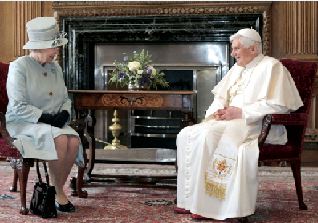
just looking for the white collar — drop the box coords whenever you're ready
[245,54,264,70]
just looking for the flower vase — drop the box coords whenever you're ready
[128,81,140,90]
[128,81,150,90]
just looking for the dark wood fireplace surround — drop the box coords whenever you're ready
[53,1,271,90]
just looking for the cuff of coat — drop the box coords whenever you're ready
[60,106,71,117]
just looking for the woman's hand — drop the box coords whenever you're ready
[51,110,69,128]
[38,113,54,125]
[38,111,70,128]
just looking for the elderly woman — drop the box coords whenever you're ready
[175,28,303,220]
[6,17,83,213]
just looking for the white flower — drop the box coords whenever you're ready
[109,49,168,89]
[128,61,140,71]
[151,67,157,75]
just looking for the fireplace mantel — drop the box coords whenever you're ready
[52,1,271,55]
[52,1,271,90]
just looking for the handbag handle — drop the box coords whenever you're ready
[35,160,50,185]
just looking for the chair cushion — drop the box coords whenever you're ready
[259,142,297,161]
[0,62,9,114]
[0,138,21,158]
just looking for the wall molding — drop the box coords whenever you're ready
[284,1,318,61]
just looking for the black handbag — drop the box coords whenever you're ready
[29,161,57,218]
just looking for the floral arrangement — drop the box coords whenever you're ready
[108,49,169,90]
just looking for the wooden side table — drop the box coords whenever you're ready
[68,90,196,197]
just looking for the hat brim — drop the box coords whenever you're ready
[23,38,68,50]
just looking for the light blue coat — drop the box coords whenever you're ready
[6,56,84,166]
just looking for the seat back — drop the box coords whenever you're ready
[281,59,317,145]
[281,59,317,115]
[0,61,21,159]
[0,62,9,113]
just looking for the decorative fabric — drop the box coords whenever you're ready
[205,153,236,200]
[227,69,249,105]
[8,158,23,169]
[0,138,21,159]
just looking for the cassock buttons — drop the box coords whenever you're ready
[43,72,47,76]
[49,92,53,96]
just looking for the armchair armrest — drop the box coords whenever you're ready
[270,113,307,125]
[69,117,86,133]
[0,112,21,158]
[69,115,89,149]
[0,112,6,128]
[258,113,307,147]
[0,112,14,145]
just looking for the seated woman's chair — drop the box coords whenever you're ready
[0,61,39,215]
[258,59,317,210]
[0,62,20,159]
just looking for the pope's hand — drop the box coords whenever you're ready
[215,106,242,120]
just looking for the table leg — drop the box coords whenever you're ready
[104,109,127,150]
[86,110,96,177]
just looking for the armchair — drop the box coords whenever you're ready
[0,61,88,215]
[0,61,33,214]
[258,59,317,210]
[0,62,21,159]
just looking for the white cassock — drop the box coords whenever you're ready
[176,54,303,220]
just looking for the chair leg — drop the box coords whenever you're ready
[290,159,307,210]
[70,166,88,198]
[76,166,88,198]
[9,169,18,192]
[17,162,30,215]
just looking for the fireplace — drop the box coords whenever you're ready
[53,1,271,149]
[96,43,227,148]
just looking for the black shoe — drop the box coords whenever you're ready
[55,201,75,212]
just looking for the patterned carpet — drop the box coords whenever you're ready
[0,163,317,223]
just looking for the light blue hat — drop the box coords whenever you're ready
[23,17,68,50]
